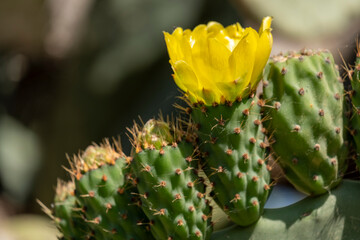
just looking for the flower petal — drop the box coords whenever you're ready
[225,23,242,38]
[259,16,273,35]
[250,28,273,91]
[164,30,192,65]
[172,27,184,38]
[190,37,227,102]
[206,21,224,36]
[229,28,258,96]
[191,24,208,59]
[208,38,231,72]
[163,32,178,62]
[215,81,239,102]
[190,25,213,91]
[172,60,199,93]
[198,88,216,105]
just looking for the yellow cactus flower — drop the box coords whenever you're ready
[164,17,273,105]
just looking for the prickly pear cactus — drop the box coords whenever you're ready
[71,141,153,240]
[163,17,273,227]
[130,119,212,240]
[262,49,348,196]
[349,42,360,168]
[190,96,271,227]
[53,180,93,240]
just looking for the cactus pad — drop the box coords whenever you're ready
[71,141,152,240]
[262,49,348,196]
[52,180,92,239]
[349,42,360,168]
[190,96,271,227]
[130,118,212,239]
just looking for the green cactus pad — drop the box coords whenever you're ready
[262,49,348,196]
[190,96,271,227]
[53,180,93,240]
[130,119,212,240]
[349,42,360,168]
[72,141,153,240]
[211,179,360,240]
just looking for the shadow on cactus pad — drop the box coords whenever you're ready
[211,179,360,240]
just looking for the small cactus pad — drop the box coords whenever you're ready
[71,141,153,240]
[130,118,212,240]
[349,41,360,168]
[190,96,271,227]
[262,49,348,196]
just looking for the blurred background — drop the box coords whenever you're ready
[0,0,359,239]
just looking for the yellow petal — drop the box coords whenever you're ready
[259,16,273,35]
[173,60,200,93]
[225,23,244,38]
[191,37,225,103]
[206,21,224,36]
[207,38,233,100]
[195,88,216,105]
[250,28,273,91]
[215,81,239,102]
[191,25,228,102]
[191,24,208,57]
[190,25,212,90]
[172,27,184,38]
[187,91,198,104]
[164,31,192,66]
[225,24,238,38]
[229,28,258,96]
[213,32,233,52]
[208,38,231,72]
[164,32,180,62]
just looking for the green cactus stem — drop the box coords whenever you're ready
[349,41,360,169]
[130,118,213,240]
[190,95,271,227]
[71,140,153,240]
[262,49,348,196]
